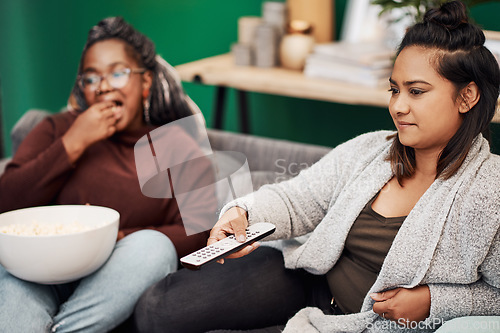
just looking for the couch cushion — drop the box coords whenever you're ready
[0,158,10,175]
[207,129,331,175]
[11,110,51,154]
[214,147,293,208]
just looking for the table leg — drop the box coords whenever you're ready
[237,90,250,134]
[213,86,227,130]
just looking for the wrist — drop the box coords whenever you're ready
[62,133,88,164]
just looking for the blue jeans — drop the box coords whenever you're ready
[0,230,177,333]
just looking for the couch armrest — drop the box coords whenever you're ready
[11,109,51,155]
[207,129,331,175]
[0,157,10,176]
[1,110,51,178]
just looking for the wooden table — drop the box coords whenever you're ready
[175,53,500,133]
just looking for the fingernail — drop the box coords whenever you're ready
[369,293,377,298]
[238,235,245,242]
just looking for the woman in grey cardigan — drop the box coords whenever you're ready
[133,1,499,332]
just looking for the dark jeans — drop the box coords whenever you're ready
[132,246,340,333]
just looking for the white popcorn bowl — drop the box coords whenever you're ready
[0,205,119,284]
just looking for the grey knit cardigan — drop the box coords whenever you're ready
[222,131,500,333]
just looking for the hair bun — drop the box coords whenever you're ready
[424,0,468,30]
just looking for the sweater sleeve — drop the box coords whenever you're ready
[428,280,500,320]
[220,131,393,240]
[428,227,500,320]
[219,148,339,240]
[0,117,74,212]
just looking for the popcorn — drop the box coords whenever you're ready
[0,221,99,236]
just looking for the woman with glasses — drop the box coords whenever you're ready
[0,17,214,332]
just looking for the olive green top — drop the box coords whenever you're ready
[327,194,406,314]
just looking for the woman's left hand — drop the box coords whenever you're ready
[370,285,431,326]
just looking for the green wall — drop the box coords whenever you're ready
[1,0,499,157]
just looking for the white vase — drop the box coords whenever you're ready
[279,21,315,70]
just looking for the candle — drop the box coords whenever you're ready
[238,16,263,46]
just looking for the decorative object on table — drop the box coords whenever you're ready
[318,0,405,84]
[254,1,288,67]
[304,41,394,88]
[262,1,288,38]
[238,16,263,45]
[280,20,316,70]
[232,43,253,66]
[485,37,500,64]
[341,0,408,46]
[232,2,286,68]
[255,22,280,67]
[287,0,334,43]
[233,16,262,66]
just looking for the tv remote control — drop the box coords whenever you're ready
[180,222,276,270]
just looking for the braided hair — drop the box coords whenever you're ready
[387,0,500,182]
[71,17,196,126]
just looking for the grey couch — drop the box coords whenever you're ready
[1,110,498,333]
[0,109,332,198]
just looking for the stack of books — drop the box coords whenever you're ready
[485,39,500,64]
[304,42,395,88]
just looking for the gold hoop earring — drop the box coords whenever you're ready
[144,98,151,124]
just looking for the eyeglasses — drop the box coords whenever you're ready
[78,67,146,92]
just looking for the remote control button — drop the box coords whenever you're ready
[181,223,276,270]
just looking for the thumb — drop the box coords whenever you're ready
[232,219,248,242]
[227,207,248,242]
[370,288,401,301]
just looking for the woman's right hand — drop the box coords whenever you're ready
[208,206,259,264]
[62,101,121,164]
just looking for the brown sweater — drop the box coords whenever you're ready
[0,112,213,258]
